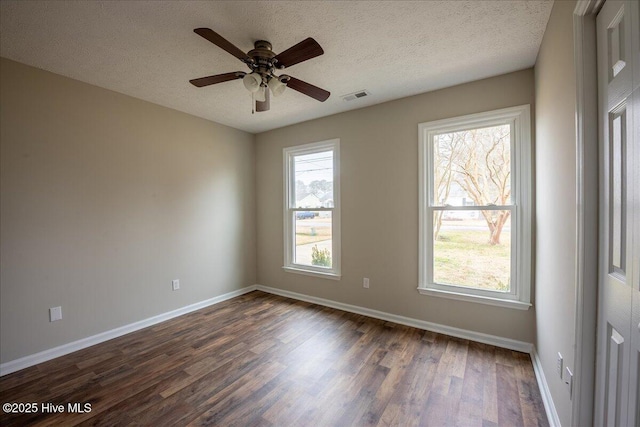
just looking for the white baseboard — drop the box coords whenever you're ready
[531,348,561,427]
[0,285,257,377]
[255,284,533,353]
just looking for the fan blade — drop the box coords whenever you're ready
[286,77,330,102]
[274,38,324,68]
[189,72,244,87]
[194,28,250,62]
[256,89,270,112]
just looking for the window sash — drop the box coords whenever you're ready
[425,205,518,299]
[287,147,334,210]
[289,211,335,273]
[283,140,340,279]
[418,105,531,309]
[427,121,516,208]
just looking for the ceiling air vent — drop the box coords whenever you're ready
[342,90,371,101]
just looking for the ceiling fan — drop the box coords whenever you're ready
[189,28,330,112]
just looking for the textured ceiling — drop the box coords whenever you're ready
[0,1,553,134]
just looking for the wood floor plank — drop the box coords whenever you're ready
[0,291,548,426]
[379,335,445,426]
[185,360,287,426]
[260,381,307,424]
[515,353,550,427]
[496,363,525,426]
[482,345,500,424]
[367,329,424,426]
[457,342,487,426]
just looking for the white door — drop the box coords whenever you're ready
[595,1,640,426]
[628,1,640,423]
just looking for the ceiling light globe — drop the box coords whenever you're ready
[243,73,262,93]
[268,78,286,97]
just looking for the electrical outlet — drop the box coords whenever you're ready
[172,279,180,291]
[556,352,563,377]
[363,278,370,288]
[564,367,573,399]
[49,306,62,322]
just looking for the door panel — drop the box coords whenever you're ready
[627,0,640,420]
[596,1,638,426]
[606,3,632,107]
[608,104,627,275]
[606,326,625,426]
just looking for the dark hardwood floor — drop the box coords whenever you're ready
[0,291,548,426]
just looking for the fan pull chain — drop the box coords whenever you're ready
[251,92,255,114]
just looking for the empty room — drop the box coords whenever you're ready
[1,1,639,426]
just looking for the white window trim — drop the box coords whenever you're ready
[418,105,532,310]
[283,139,341,279]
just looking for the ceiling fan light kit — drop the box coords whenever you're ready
[189,28,330,112]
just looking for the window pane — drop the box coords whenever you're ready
[294,211,332,267]
[433,125,511,206]
[294,150,334,209]
[433,210,511,291]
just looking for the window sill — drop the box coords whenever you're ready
[283,266,341,281]
[417,287,531,310]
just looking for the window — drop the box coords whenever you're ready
[418,105,531,309]
[283,139,340,279]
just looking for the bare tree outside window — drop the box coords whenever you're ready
[434,125,511,244]
[432,124,512,291]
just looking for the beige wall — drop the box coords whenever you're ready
[256,69,536,343]
[0,58,256,363]
[534,1,578,425]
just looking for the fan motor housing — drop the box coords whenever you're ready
[249,40,275,59]
[248,40,276,74]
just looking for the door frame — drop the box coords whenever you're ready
[572,1,603,426]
